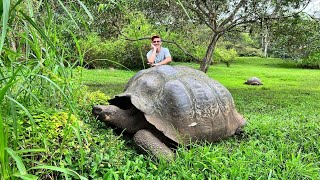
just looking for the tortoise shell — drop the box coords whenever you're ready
[244,77,263,85]
[109,65,246,144]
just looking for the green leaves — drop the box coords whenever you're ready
[0,0,95,179]
[76,0,93,21]
[0,106,8,178]
[0,0,10,64]
[19,10,56,51]
[6,148,28,175]
[5,148,38,179]
[30,166,88,180]
[6,147,88,180]
[0,66,20,179]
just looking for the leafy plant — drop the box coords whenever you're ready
[0,0,94,178]
[298,52,320,69]
[214,48,238,67]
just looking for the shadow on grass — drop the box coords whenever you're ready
[235,57,300,69]
[262,61,300,69]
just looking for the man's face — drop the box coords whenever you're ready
[152,38,162,48]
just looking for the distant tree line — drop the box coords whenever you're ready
[3,0,320,70]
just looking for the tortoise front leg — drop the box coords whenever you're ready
[133,129,174,161]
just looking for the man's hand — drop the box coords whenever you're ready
[151,43,156,50]
[151,63,160,67]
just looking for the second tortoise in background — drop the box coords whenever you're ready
[244,77,263,85]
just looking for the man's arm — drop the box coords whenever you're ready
[152,48,172,66]
[147,44,157,64]
[154,56,172,65]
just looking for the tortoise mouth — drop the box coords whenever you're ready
[108,96,133,110]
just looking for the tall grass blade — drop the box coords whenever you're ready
[33,74,75,113]
[0,0,2,14]
[1,65,21,84]
[19,10,56,50]
[176,0,191,21]
[0,110,9,178]
[71,125,84,172]
[15,149,47,154]
[0,0,10,66]
[57,0,79,29]
[30,166,88,180]
[6,147,27,175]
[9,91,18,150]
[9,0,23,14]
[16,85,42,104]
[26,0,34,18]
[13,173,38,180]
[68,30,84,67]
[70,3,90,33]
[0,66,21,178]
[0,81,16,101]
[6,96,36,130]
[76,0,93,21]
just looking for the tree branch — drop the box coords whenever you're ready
[219,0,246,28]
[162,40,200,62]
[187,3,215,31]
[121,35,200,62]
[123,37,150,41]
[197,1,218,31]
[112,19,200,62]
[224,19,257,32]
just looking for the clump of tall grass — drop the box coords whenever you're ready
[0,0,94,178]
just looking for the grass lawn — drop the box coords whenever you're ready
[82,57,320,179]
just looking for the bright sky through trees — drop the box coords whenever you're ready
[305,0,320,16]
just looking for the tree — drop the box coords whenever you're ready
[179,0,311,72]
[269,13,320,60]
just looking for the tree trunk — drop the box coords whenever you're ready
[262,25,269,58]
[200,33,221,73]
[264,39,269,58]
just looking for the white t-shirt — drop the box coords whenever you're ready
[146,47,171,64]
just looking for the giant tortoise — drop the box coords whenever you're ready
[244,77,263,85]
[93,65,246,160]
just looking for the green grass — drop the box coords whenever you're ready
[0,1,95,178]
[82,57,320,179]
[81,68,136,97]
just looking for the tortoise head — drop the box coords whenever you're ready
[92,105,119,122]
[92,104,151,134]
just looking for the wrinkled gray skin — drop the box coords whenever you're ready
[244,77,263,85]
[93,65,246,160]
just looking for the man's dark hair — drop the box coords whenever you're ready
[151,35,160,41]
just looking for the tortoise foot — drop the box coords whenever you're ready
[134,129,174,161]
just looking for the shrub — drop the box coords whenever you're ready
[78,11,156,70]
[112,39,149,70]
[234,45,263,57]
[298,52,320,69]
[166,43,191,62]
[78,33,113,68]
[213,48,238,67]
